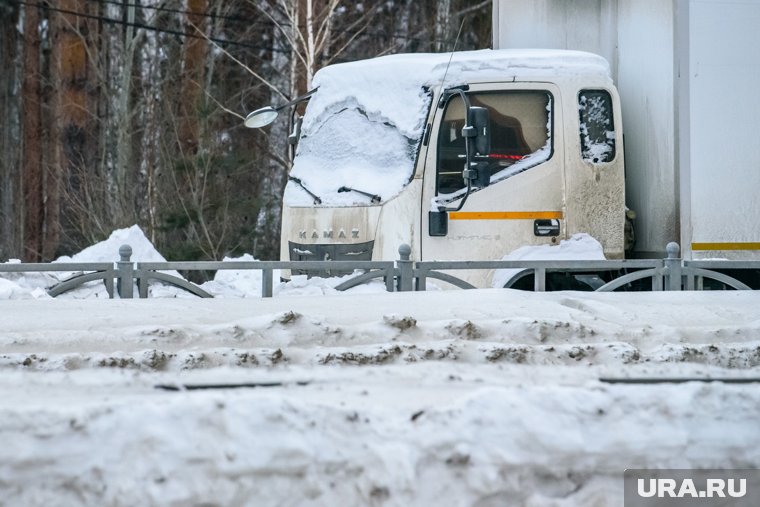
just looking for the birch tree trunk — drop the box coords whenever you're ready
[257,0,294,259]
[112,0,137,225]
[435,0,452,52]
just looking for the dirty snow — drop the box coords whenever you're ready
[2,227,760,506]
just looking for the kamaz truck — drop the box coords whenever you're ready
[245,0,760,289]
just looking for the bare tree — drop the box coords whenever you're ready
[178,0,208,156]
[1,0,491,262]
[1,2,22,260]
[22,1,44,261]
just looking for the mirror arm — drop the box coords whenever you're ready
[437,88,475,213]
[288,106,299,162]
[274,87,319,113]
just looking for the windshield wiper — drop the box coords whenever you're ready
[289,176,322,204]
[337,186,381,204]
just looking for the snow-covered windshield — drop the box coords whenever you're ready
[283,50,612,207]
[285,95,431,206]
[284,53,436,207]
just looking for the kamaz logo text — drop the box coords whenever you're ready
[298,228,360,240]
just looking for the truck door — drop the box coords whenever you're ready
[421,82,565,287]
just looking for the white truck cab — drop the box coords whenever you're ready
[250,49,626,287]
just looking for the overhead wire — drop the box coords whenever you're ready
[83,0,466,46]
[11,0,468,50]
[83,0,256,26]
[9,0,288,52]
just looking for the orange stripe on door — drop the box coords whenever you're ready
[449,211,564,220]
[691,242,760,251]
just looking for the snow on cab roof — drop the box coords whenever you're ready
[286,49,611,207]
[306,49,611,137]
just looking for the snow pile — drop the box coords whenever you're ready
[0,277,45,300]
[0,226,175,300]
[0,259,56,299]
[194,253,268,298]
[287,49,611,207]
[492,233,606,288]
[55,225,166,264]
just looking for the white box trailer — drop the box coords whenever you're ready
[493,0,760,260]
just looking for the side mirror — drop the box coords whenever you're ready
[244,106,279,128]
[461,106,491,189]
[243,88,318,129]
[468,106,490,156]
[428,211,448,236]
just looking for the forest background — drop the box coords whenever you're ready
[0,0,490,267]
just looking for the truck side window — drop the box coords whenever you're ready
[578,90,615,163]
[436,91,552,195]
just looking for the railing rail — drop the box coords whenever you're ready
[0,262,116,298]
[134,259,396,298]
[1,242,758,298]
[414,259,665,291]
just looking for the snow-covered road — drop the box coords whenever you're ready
[2,289,760,506]
[2,290,759,369]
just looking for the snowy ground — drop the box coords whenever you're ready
[2,289,760,506]
[2,227,760,505]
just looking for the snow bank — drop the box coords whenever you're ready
[0,278,48,300]
[492,233,606,288]
[1,364,759,507]
[2,288,760,505]
[55,225,167,264]
[3,290,759,370]
[0,226,175,299]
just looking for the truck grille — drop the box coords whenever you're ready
[288,240,374,277]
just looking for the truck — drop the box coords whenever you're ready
[245,0,760,289]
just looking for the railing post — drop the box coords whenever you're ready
[262,267,273,298]
[396,244,413,292]
[416,268,427,291]
[137,267,149,298]
[384,266,395,292]
[534,267,546,292]
[665,242,682,291]
[685,260,696,290]
[117,244,134,299]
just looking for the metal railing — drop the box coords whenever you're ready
[1,242,757,298]
[0,261,117,297]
